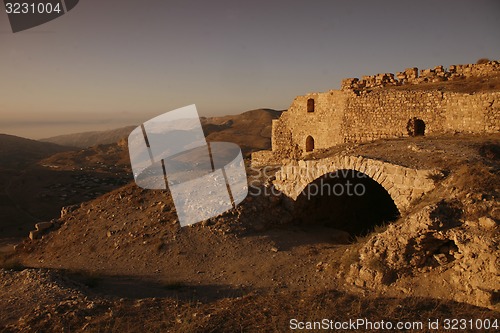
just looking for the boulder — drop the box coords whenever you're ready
[29,230,41,241]
[35,222,53,231]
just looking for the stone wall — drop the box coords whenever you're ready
[251,150,281,167]
[261,89,500,164]
[271,90,347,155]
[341,60,500,91]
[342,90,500,143]
[342,90,445,143]
[251,61,500,166]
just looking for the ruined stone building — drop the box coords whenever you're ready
[252,61,500,166]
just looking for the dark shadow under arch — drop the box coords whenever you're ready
[294,170,400,237]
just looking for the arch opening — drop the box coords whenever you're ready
[305,136,315,152]
[406,117,425,136]
[294,170,400,238]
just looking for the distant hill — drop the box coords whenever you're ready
[39,139,131,173]
[0,134,74,169]
[41,126,136,148]
[40,109,284,156]
[202,108,283,156]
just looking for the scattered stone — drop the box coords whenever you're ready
[316,261,327,272]
[343,201,499,308]
[60,204,80,218]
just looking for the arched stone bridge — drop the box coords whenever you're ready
[273,155,439,212]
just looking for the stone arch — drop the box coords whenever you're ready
[294,169,400,236]
[406,117,426,136]
[307,98,315,112]
[291,163,403,212]
[274,156,436,215]
[305,136,315,152]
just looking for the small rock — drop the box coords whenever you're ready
[35,222,52,231]
[29,230,41,240]
[316,261,328,272]
[60,204,79,218]
[270,246,279,253]
[478,216,497,229]
[433,253,448,265]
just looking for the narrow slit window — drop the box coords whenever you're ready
[307,98,315,113]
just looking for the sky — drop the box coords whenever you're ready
[1,0,499,139]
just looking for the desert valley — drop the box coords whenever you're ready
[1,63,499,332]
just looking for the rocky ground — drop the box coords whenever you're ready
[0,134,499,332]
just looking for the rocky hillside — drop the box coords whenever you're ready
[0,134,497,332]
[0,134,73,169]
[0,108,281,240]
[0,135,76,239]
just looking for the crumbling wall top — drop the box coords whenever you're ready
[341,60,500,92]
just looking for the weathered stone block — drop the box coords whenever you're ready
[29,230,41,241]
[478,217,497,229]
[35,222,53,231]
[392,174,405,185]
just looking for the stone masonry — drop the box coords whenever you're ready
[341,60,500,91]
[252,60,500,166]
[273,155,438,213]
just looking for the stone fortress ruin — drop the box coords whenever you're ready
[248,62,500,309]
[252,60,500,166]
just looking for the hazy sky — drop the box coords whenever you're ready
[1,0,499,139]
